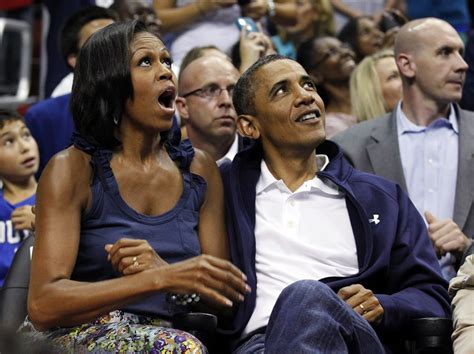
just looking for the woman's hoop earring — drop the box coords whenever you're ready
[113,116,119,125]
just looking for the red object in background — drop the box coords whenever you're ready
[0,0,33,11]
[16,103,32,117]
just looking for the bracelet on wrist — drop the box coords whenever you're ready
[167,293,201,306]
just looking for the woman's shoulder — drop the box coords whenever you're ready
[190,147,219,183]
[41,146,92,187]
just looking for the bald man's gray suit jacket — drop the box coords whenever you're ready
[331,104,474,240]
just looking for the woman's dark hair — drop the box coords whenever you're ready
[296,38,316,74]
[337,16,371,59]
[296,38,330,105]
[71,20,153,149]
[231,40,241,72]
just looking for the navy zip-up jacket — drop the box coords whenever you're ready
[220,139,451,348]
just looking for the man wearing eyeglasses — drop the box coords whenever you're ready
[177,53,242,165]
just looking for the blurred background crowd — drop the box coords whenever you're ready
[0,0,472,115]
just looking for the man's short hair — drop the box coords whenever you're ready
[0,109,24,130]
[59,6,118,70]
[233,54,288,116]
[178,45,221,81]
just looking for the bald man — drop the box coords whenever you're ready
[333,18,473,280]
[176,51,242,164]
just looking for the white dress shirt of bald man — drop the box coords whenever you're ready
[332,18,473,279]
[176,55,241,164]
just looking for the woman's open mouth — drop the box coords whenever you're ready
[158,87,176,111]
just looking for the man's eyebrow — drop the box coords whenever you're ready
[0,131,12,139]
[301,75,314,83]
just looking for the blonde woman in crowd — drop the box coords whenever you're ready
[350,49,401,122]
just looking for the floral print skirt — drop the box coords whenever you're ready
[19,310,207,353]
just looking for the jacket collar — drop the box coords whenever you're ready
[232,139,354,190]
[228,138,375,284]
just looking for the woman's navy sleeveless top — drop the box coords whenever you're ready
[70,134,206,318]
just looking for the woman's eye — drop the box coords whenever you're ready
[139,57,152,67]
[162,57,173,68]
[3,139,13,146]
[387,73,399,81]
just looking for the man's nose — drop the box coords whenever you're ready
[455,52,469,72]
[217,88,233,106]
[295,87,315,106]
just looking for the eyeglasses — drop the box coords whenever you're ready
[181,84,235,99]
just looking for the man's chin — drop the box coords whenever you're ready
[314,131,326,147]
[210,127,236,141]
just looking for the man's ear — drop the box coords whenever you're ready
[396,53,415,79]
[237,114,260,140]
[67,54,77,69]
[175,97,190,124]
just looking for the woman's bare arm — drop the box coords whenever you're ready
[191,149,229,260]
[28,148,164,330]
[28,147,248,330]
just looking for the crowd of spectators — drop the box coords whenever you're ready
[0,0,473,353]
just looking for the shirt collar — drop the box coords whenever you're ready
[256,154,340,196]
[216,134,239,166]
[396,101,459,136]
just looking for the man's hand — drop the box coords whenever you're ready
[337,284,384,324]
[425,211,472,258]
[11,205,35,231]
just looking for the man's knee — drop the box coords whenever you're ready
[278,279,336,303]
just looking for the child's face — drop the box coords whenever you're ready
[0,120,39,182]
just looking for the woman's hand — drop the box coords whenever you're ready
[11,205,35,231]
[337,284,384,324]
[105,238,167,275]
[161,254,251,308]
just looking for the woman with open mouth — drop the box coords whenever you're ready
[22,20,249,353]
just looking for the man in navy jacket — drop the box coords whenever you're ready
[220,55,450,353]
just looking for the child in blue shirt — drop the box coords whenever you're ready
[0,109,38,287]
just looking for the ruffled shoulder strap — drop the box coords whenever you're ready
[71,132,113,190]
[166,138,195,171]
[71,131,98,155]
